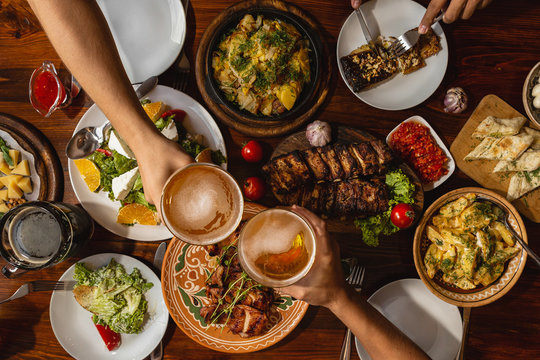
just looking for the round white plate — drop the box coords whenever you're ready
[337,0,448,110]
[96,0,186,83]
[68,85,227,241]
[50,253,168,360]
[355,278,462,360]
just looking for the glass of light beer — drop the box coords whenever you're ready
[237,208,316,288]
[160,163,244,245]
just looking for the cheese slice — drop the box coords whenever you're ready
[472,116,527,139]
[507,170,540,201]
[523,127,540,150]
[111,167,139,201]
[161,120,178,141]
[464,133,534,161]
[108,130,135,159]
[493,149,540,172]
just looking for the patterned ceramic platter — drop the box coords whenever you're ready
[413,187,528,307]
[161,202,309,353]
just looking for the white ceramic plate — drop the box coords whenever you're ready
[68,85,227,241]
[386,115,455,191]
[336,0,448,110]
[50,253,168,360]
[355,279,462,360]
[96,0,186,83]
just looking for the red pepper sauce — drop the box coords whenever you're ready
[390,121,448,184]
[32,71,65,113]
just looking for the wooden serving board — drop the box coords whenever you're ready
[271,126,424,233]
[0,113,63,201]
[450,94,540,223]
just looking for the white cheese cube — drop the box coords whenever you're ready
[161,120,178,141]
[108,130,135,159]
[112,167,139,201]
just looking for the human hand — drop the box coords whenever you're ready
[277,205,348,308]
[351,0,363,9]
[419,0,493,33]
[133,134,193,215]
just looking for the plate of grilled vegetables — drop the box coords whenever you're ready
[262,126,424,246]
[161,202,309,353]
[337,0,448,110]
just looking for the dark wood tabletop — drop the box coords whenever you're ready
[0,0,539,359]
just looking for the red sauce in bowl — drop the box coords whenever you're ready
[31,70,66,115]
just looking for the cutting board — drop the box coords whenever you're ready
[450,94,539,223]
[270,126,424,233]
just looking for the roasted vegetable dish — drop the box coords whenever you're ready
[212,14,311,116]
[424,194,520,290]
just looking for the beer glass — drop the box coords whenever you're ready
[0,201,94,278]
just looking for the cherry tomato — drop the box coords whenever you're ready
[93,322,121,351]
[160,109,186,122]
[241,140,264,163]
[243,177,266,201]
[96,148,112,157]
[390,203,416,229]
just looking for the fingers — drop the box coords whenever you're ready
[461,0,487,19]
[419,0,448,33]
[290,205,330,251]
[444,0,467,23]
[351,0,362,9]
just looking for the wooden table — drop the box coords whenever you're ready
[0,0,539,359]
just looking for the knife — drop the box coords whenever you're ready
[136,76,158,99]
[355,8,380,57]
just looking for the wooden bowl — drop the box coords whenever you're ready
[522,61,540,128]
[413,187,528,307]
[195,0,331,137]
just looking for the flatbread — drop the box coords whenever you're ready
[523,127,540,150]
[493,149,540,172]
[507,169,540,201]
[471,116,527,139]
[464,133,534,161]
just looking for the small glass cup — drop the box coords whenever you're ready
[237,208,317,288]
[160,163,244,245]
[29,61,72,117]
[0,201,94,278]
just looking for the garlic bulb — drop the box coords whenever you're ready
[443,87,468,113]
[306,120,331,147]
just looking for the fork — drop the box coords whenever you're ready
[389,12,445,57]
[0,280,76,305]
[172,0,191,92]
[339,262,366,360]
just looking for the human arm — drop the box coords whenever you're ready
[279,206,429,360]
[26,0,193,209]
[419,0,493,33]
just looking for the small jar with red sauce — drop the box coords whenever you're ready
[29,61,72,117]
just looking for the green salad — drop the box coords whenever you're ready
[73,259,153,334]
[354,168,416,247]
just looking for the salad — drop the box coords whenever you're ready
[75,100,226,225]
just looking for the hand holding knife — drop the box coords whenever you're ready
[355,7,381,57]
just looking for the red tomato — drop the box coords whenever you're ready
[94,322,121,351]
[96,148,112,157]
[160,109,186,122]
[243,177,265,201]
[241,141,263,163]
[390,203,416,229]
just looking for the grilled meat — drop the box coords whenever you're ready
[300,147,330,181]
[335,143,360,178]
[348,143,380,176]
[227,305,269,338]
[262,151,312,194]
[316,146,345,181]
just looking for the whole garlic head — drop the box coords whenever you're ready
[443,87,468,114]
[306,120,331,147]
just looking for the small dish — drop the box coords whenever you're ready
[386,115,455,191]
[522,61,540,127]
[355,278,462,360]
[50,253,169,360]
[413,187,528,307]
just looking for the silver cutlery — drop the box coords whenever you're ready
[173,0,190,92]
[339,262,366,360]
[355,8,380,56]
[0,280,76,305]
[65,75,158,159]
[390,12,445,57]
[500,212,540,268]
[147,241,167,360]
[456,307,471,360]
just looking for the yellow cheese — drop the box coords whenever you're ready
[17,177,32,193]
[0,175,22,187]
[0,189,7,201]
[0,202,8,213]
[0,158,11,175]
[7,182,23,199]
[11,159,30,176]
[8,149,19,169]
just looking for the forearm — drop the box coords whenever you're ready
[329,288,429,360]
[27,0,162,152]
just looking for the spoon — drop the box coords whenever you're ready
[65,76,158,159]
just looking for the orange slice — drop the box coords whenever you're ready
[117,203,158,225]
[74,159,100,192]
[142,101,165,122]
